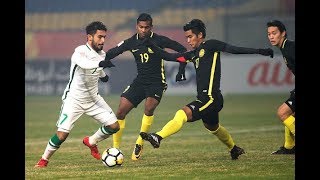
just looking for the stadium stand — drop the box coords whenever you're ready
[25,0,167,12]
[25,0,294,60]
[25,0,253,31]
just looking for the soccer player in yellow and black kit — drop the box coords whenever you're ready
[267,20,295,155]
[139,19,274,160]
[103,13,187,160]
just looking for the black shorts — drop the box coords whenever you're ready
[186,93,224,126]
[285,89,295,112]
[121,80,167,107]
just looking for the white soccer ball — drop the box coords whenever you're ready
[101,147,124,167]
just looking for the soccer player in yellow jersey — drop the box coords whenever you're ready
[267,20,295,155]
[140,19,274,160]
[104,13,187,160]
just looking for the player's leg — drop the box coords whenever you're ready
[84,96,119,160]
[35,98,82,168]
[284,124,296,150]
[206,122,245,160]
[272,91,295,154]
[204,120,244,160]
[203,114,234,151]
[113,83,143,149]
[140,105,192,148]
[284,126,295,150]
[279,90,295,136]
[278,103,295,136]
[131,97,157,160]
[35,131,69,168]
[157,106,191,138]
[112,97,134,148]
[131,83,166,160]
[202,93,244,160]
[271,126,295,154]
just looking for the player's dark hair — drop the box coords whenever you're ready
[267,20,287,38]
[86,21,107,36]
[137,13,153,25]
[183,19,206,38]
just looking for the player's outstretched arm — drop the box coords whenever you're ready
[206,39,273,58]
[224,44,273,58]
[140,38,192,63]
[258,48,274,58]
[101,39,131,68]
[99,58,115,68]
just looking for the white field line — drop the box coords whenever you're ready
[25,126,282,146]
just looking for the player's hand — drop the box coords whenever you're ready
[258,48,274,58]
[99,75,109,82]
[176,62,187,82]
[99,60,115,68]
[175,71,186,82]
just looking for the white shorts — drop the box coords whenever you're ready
[56,95,117,132]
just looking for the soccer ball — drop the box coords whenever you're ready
[101,147,124,167]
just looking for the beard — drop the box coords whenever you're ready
[92,43,103,52]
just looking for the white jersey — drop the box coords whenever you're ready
[62,43,106,102]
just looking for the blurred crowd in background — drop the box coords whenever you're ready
[25,0,295,96]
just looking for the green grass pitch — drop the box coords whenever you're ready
[25,94,294,179]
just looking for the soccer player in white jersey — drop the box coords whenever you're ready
[35,21,119,168]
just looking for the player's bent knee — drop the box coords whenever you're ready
[102,126,120,135]
[277,105,284,118]
[144,106,157,115]
[204,123,219,132]
[116,112,126,120]
[277,104,291,121]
